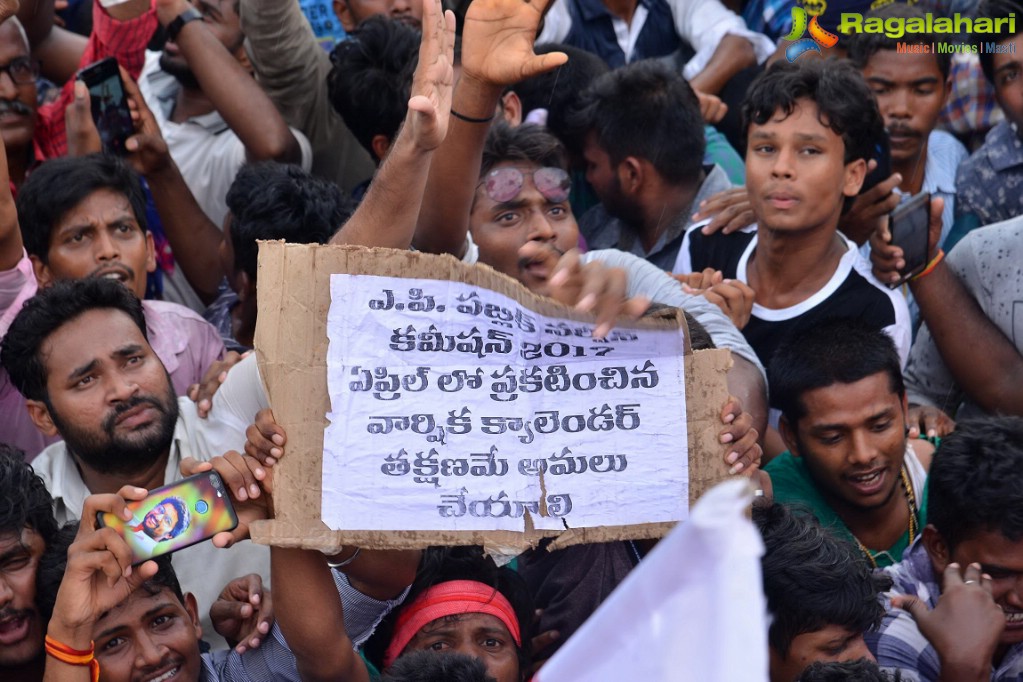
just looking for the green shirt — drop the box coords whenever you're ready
[764,451,928,568]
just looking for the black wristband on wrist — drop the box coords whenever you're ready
[450,108,495,124]
[166,7,202,42]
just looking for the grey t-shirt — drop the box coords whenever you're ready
[905,215,1023,418]
[460,242,764,377]
[581,248,763,376]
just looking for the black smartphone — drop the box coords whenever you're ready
[97,471,239,565]
[77,57,135,155]
[887,191,931,288]
[860,131,892,195]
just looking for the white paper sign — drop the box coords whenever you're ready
[536,480,768,682]
[322,274,688,532]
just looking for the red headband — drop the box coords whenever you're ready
[383,580,522,669]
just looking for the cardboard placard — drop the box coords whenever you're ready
[250,242,733,552]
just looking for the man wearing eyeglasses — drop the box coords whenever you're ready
[0,0,155,190]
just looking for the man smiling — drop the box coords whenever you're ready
[0,447,57,682]
[765,319,933,569]
[131,497,189,543]
[868,416,1023,681]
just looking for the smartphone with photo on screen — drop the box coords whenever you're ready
[887,191,932,289]
[97,471,239,566]
[77,57,135,156]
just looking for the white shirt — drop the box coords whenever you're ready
[33,397,270,649]
[538,0,774,79]
[138,50,313,311]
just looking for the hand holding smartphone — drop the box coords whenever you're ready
[77,57,135,155]
[886,191,932,288]
[97,471,239,565]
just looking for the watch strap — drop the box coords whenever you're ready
[166,6,202,42]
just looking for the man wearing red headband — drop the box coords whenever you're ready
[271,541,532,682]
[381,579,525,680]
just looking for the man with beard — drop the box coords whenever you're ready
[3,153,223,459]
[0,0,155,189]
[0,446,57,682]
[137,0,312,310]
[129,496,190,543]
[574,61,735,272]
[0,277,265,647]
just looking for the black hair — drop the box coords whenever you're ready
[364,546,535,679]
[742,59,885,170]
[768,318,904,429]
[225,162,355,280]
[480,122,568,178]
[0,444,58,547]
[36,523,78,624]
[511,43,610,154]
[927,416,1023,550]
[568,59,704,185]
[153,496,190,540]
[381,650,496,682]
[37,521,185,625]
[753,501,890,657]
[684,310,714,352]
[0,277,147,402]
[327,16,420,160]
[847,4,951,80]
[798,659,900,682]
[975,0,1023,85]
[643,305,715,352]
[16,154,148,262]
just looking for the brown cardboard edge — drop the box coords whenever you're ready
[251,242,733,552]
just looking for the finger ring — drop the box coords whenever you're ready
[964,580,977,585]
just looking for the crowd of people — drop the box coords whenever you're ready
[0,0,1022,678]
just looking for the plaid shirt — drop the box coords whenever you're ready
[34,1,156,160]
[867,540,1023,681]
[956,120,1023,228]
[939,53,1005,138]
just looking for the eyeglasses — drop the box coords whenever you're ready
[478,167,571,204]
[0,57,39,86]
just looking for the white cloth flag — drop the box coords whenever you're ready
[536,480,769,682]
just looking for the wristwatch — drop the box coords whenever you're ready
[166,7,202,42]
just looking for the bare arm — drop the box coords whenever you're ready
[155,0,302,164]
[330,0,455,249]
[271,547,370,682]
[727,355,767,445]
[325,548,421,601]
[688,34,755,96]
[873,197,1023,414]
[121,71,225,302]
[910,259,1023,414]
[411,0,567,256]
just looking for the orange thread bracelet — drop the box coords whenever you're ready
[45,635,100,682]
[912,248,945,282]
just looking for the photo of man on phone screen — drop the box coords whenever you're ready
[129,496,191,545]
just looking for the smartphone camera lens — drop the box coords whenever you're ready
[210,474,221,488]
